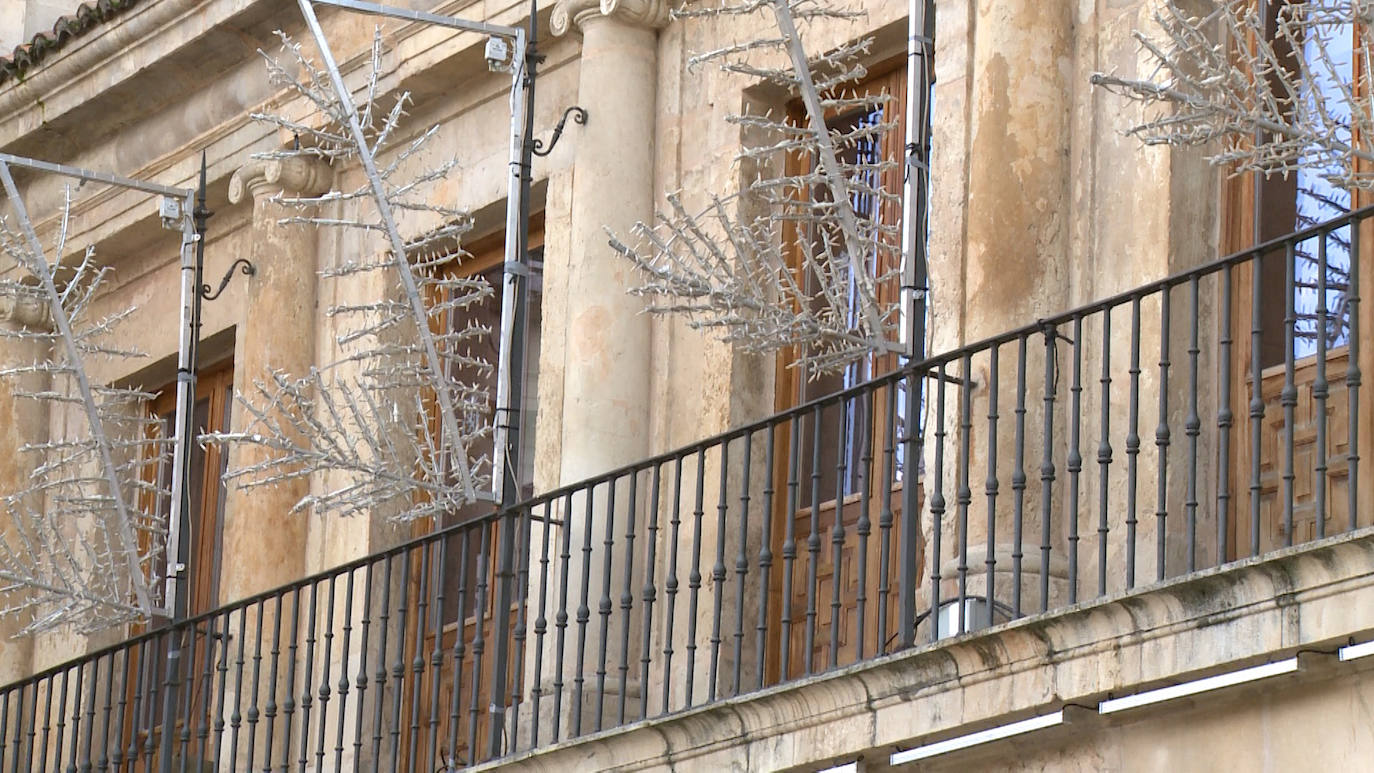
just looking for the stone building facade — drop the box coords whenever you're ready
[0,0,1372,770]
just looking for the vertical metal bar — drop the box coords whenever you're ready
[1156,288,1172,581]
[334,571,354,773]
[1127,296,1142,586]
[1186,276,1202,571]
[854,390,875,662]
[55,668,68,770]
[1250,251,1265,557]
[369,555,393,769]
[686,449,708,698]
[733,434,754,691]
[956,353,973,634]
[1066,317,1083,604]
[899,366,924,646]
[1283,239,1298,545]
[282,587,303,772]
[100,652,117,772]
[596,478,618,729]
[1347,218,1361,532]
[756,426,777,687]
[531,503,554,745]
[1012,337,1028,617]
[983,347,1000,628]
[84,635,99,773]
[466,526,491,758]
[300,583,321,773]
[7,686,20,773]
[619,471,640,720]
[640,466,663,717]
[929,364,948,641]
[70,658,85,772]
[1218,266,1234,565]
[661,460,683,715]
[554,492,574,736]
[572,487,596,735]
[352,563,373,770]
[448,530,471,762]
[41,664,57,773]
[711,443,731,696]
[780,415,801,675]
[407,546,430,771]
[876,384,897,649]
[1040,326,1059,611]
[245,601,266,770]
[510,508,533,752]
[425,540,446,772]
[390,549,414,767]
[829,401,848,667]
[804,406,824,671]
[1315,231,1330,539]
[1097,311,1113,597]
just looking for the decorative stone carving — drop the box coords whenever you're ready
[551,0,671,36]
[228,156,332,205]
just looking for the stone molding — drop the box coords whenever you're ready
[227,157,332,206]
[550,0,671,36]
[0,295,50,332]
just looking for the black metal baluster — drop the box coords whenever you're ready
[425,540,446,773]
[640,467,662,718]
[466,526,490,756]
[618,472,640,721]
[1157,288,1172,581]
[352,564,373,770]
[264,595,284,770]
[1218,266,1234,565]
[0,689,9,768]
[390,549,414,772]
[756,426,777,687]
[69,656,84,773]
[554,492,574,737]
[854,389,875,662]
[572,487,595,734]
[313,581,335,772]
[1316,231,1330,539]
[1283,239,1298,545]
[281,588,303,773]
[6,686,20,773]
[984,348,1000,628]
[41,659,57,773]
[733,435,754,691]
[246,601,266,770]
[1097,310,1113,596]
[98,651,116,772]
[596,478,618,730]
[1040,326,1058,612]
[1127,297,1142,586]
[532,501,554,745]
[1348,220,1361,532]
[1250,252,1265,557]
[1012,337,1028,617]
[929,363,948,641]
[829,400,848,667]
[1066,317,1083,604]
[334,571,354,773]
[876,384,897,648]
[780,415,800,674]
[511,509,534,754]
[1186,275,1202,571]
[407,545,431,769]
[175,629,196,773]
[956,355,973,633]
[299,583,320,773]
[55,668,68,770]
[369,556,393,769]
[686,450,708,700]
[660,460,683,715]
[710,444,730,698]
[448,531,471,762]
[805,405,824,670]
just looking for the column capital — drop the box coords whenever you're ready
[228,157,332,206]
[0,294,49,332]
[551,0,671,36]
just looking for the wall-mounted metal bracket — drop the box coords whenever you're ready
[201,258,255,301]
[531,106,588,157]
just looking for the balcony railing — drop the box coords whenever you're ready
[0,207,1369,770]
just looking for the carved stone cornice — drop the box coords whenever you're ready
[0,294,49,332]
[227,157,332,206]
[551,0,671,36]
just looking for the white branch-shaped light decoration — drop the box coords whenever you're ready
[209,28,495,524]
[610,0,904,377]
[0,180,169,635]
[1092,0,1374,189]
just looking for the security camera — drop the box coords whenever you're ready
[485,36,512,72]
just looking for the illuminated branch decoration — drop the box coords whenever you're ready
[0,186,169,635]
[609,0,903,377]
[1091,0,1374,188]
[209,29,495,523]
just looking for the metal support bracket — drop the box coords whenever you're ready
[201,258,255,301]
[531,106,588,157]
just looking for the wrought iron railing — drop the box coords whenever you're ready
[0,207,1369,770]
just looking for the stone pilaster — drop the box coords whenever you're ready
[220,156,330,603]
[0,296,50,682]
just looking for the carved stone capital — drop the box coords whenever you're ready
[551,0,671,36]
[228,157,332,206]
[0,294,49,332]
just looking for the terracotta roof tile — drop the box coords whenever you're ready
[1,0,144,87]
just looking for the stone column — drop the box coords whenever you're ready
[222,157,331,602]
[0,296,48,682]
[924,0,1076,635]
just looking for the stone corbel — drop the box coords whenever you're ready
[0,294,50,332]
[551,0,672,36]
[228,157,333,206]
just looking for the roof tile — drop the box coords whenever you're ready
[1,0,144,87]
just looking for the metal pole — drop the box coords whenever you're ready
[898,0,936,648]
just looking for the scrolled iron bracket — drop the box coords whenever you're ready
[201,258,255,301]
[531,106,588,157]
